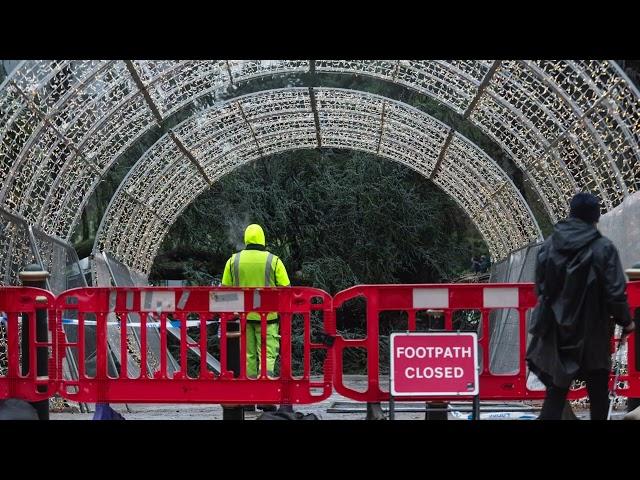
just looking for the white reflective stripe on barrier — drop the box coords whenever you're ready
[413,288,449,309]
[141,290,176,312]
[209,291,244,312]
[483,288,519,308]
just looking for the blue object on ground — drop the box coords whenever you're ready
[92,403,126,420]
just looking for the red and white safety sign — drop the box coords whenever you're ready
[390,332,479,396]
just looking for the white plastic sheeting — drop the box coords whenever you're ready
[598,190,640,270]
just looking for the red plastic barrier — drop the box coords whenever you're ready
[2,282,638,406]
[55,286,334,405]
[332,282,640,402]
[626,281,640,393]
[0,287,57,401]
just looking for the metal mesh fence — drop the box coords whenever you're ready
[102,252,178,375]
[0,209,37,286]
[519,243,543,283]
[130,270,149,287]
[0,207,88,410]
[92,251,113,287]
[31,226,86,294]
[490,258,509,284]
[488,242,544,374]
[104,252,136,286]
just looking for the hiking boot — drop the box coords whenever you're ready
[257,404,277,412]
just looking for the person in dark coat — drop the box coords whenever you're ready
[526,192,635,420]
[471,256,481,273]
[479,255,491,273]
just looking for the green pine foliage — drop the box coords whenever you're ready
[151,149,486,291]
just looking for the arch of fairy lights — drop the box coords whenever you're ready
[0,60,637,279]
[95,87,542,273]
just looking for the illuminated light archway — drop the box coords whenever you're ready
[94,88,541,273]
[0,60,638,282]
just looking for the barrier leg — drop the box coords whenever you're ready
[366,402,386,420]
[222,318,244,421]
[19,264,50,421]
[472,396,480,420]
[425,402,448,420]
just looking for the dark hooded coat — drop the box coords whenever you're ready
[526,217,631,389]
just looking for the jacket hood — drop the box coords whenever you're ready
[244,224,265,246]
[551,217,600,252]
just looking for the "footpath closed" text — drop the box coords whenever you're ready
[395,346,472,359]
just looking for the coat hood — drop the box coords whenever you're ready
[244,224,266,246]
[551,217,600,253]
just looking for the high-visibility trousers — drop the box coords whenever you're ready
[246,321,280,378]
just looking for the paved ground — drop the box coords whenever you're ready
[49,375,628,420]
